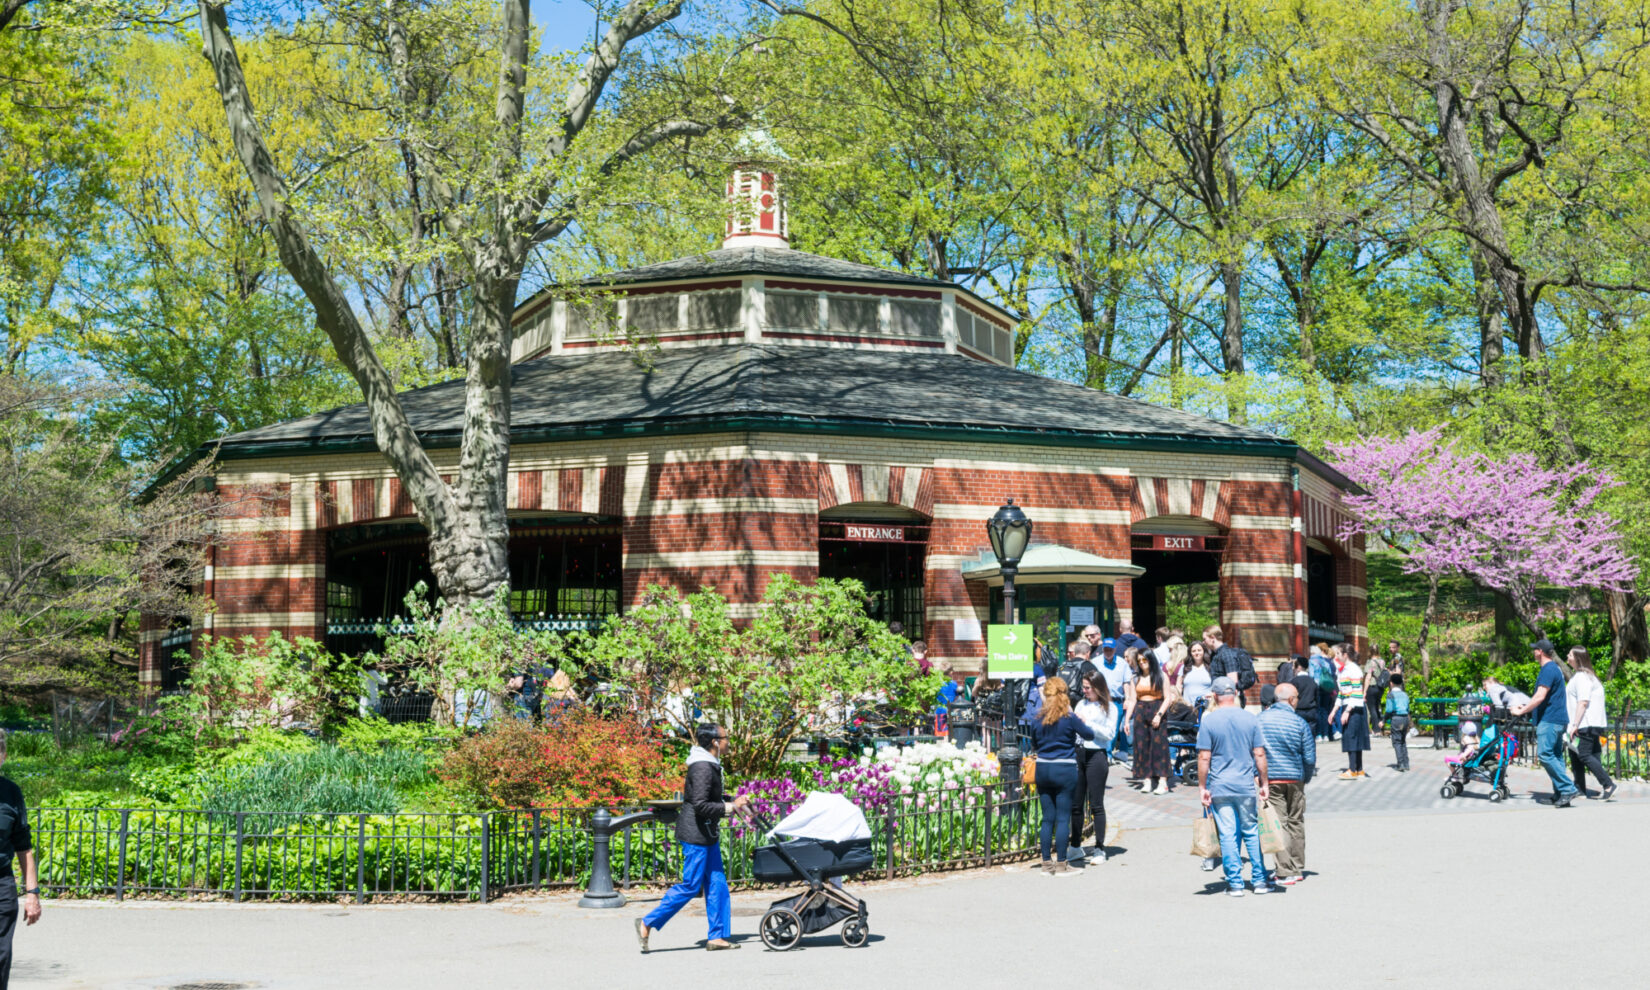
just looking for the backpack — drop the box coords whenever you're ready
[1214,645,1257,693]
[1056,660,1098,705]
[1374,666,1392,691]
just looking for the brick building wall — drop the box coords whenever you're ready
[145,432,1365,686]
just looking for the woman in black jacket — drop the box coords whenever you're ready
[636,723,749,952]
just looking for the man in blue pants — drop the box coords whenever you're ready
[636,724,749,951]
[1512,639,1578,809]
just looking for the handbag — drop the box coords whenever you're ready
[1257,802,1287,855]
[1190,806,1219,858]
[1021,753,1038,786]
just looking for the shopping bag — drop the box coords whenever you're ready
[1257,803,1286,855]
[1190,809,1219,858]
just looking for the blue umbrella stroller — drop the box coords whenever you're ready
[752,793,875,950]
[1439,716,1519,802]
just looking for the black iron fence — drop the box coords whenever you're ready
[34,785,1042,903]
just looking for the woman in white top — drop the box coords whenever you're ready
[1565,646,1616,799]
[1181,641,1213,709]
[1070,672,1118,861]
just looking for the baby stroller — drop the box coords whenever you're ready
[1439,708,1519,802]
[1166,696,1206,784]
[751,792,875,950]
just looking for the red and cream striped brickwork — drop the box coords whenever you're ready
[140,437,1365,689]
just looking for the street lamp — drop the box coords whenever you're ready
[986,498,1032,793]
[986,498,1032,624]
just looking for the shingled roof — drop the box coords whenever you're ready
[213,344,1291,455]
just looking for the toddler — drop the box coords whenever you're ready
[1446,721,1480,765]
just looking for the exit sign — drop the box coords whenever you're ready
[844,524,905,542]
[1152,535,1205,551]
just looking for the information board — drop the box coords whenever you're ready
[987,624,1036,680]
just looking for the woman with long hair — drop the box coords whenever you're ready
[1566,647,1616,800]
[1181,640,1213,709]
[1070,672,1117,862]
[1163,636,1188,686]
[1029,677,1095,876]
[1127,649,1173,793]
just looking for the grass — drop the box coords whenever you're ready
[3,731,150,805]
[202,745,430,818]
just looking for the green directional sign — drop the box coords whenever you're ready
[988,624,1035,680]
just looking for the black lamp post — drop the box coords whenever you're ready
[986,498,1032,792]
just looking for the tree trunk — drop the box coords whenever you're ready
[1472,250,1505,387]
[1606,590,1649,677]
[1417,573,1439,682]
[1219,259,1246,424]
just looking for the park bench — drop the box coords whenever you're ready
[1414,696,1460,748]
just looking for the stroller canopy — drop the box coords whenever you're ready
[770,792,872,843]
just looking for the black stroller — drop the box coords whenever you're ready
[751,795,875,950]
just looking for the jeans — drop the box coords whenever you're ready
[1210,795,1267,890]
[1389,715,1410,770]
[1110,703,1131,759]
[1568,727,1614,791]
[1036,761,1079,861]
[1535,721,1578,799]
[0,876,16,990]
[1315,704,1331,739]
[644,842,731,941]
[1266,782,1306,877]
[1070,747,1109,850]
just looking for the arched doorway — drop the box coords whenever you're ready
[818,504,928,636]
[1130,516,1227,635]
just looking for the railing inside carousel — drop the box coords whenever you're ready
[325,615,610,637]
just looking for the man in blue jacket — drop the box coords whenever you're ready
[1259,683,1316,886]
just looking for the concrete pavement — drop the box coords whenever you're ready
[16,740,1645,989]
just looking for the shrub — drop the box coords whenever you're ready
[335,715,457,754]
[439,709,679,809]
[201,745,428,817]
[155,632,362,742]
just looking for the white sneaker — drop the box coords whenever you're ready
[1086,846,1107,862]
[1200,857,1218,872]
[1251,883,1273,895]
[1153,780,1170,795]
[1227,887,1245,897]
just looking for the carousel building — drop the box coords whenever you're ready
[140,165,1367,690]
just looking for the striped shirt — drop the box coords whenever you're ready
[1336,661,1365,708]
[1258,703,1317,782]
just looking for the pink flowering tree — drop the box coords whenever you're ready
[1329,429,1638,673]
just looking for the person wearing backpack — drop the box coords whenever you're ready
[1309,646,1338,739]
[1203,625,1257,706]
[1057,640,1100,707]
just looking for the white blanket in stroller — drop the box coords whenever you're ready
[770,792,872,842]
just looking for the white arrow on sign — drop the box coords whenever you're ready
[1003,630,1018,644]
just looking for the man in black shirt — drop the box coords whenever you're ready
[1287,657,1319,729]
[1,730,43,988]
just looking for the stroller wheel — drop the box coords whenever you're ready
[760,908,803,951]
[1439,783,1457,799]
[1489,787,1507,803]
[841,917,869,947]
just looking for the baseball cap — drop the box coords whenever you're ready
[1531,638,1556,655]
[1211,676,1237,696]
[1102,637,1117,649]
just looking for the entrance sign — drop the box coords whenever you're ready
[953,617,982,641]
[1152,534,1205,551]
[844,524,905,542]
[1068,605,1095,628]
[987,624,1035,679]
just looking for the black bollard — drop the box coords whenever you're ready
[578,807,662,909]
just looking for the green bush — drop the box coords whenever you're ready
[201,745,428,818]
[335,715,457,754]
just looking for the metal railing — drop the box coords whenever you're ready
[33,785,1043,903]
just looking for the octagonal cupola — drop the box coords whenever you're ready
[722,130,789,249]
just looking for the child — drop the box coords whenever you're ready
[1384,673,1412,772]
[1446,721,1480,765]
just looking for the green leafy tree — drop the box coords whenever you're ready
[588,578,938,777]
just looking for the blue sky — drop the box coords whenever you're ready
[531,0,604,53]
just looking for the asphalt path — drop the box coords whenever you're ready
[15,741,1644,989]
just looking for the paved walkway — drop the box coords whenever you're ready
[1103,734,1646,826]
[14,740,1646,989]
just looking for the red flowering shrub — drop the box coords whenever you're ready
[440,710,682,809]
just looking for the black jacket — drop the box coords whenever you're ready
[1289,673,1320,718]
[676,753,728,846]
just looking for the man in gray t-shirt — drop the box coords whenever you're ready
[1196,677,1271,896]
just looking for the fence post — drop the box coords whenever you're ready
[356,814,367,905]
[1617,697,1628,779]
[115,809,130,903]
[884,801,896,881]
[478,812,490,905]
[984,787,994,869]
[233,813,245,903]
[531,810,542,891]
